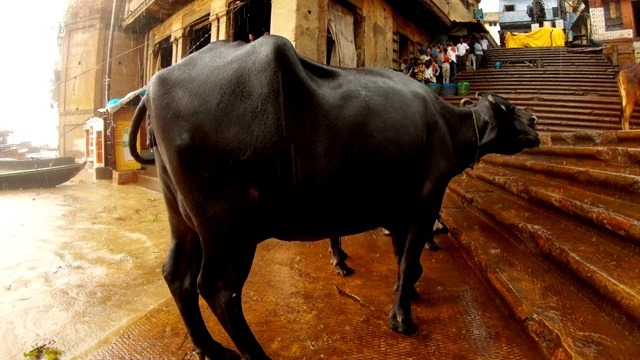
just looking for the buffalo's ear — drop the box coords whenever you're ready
[487,94,507,112]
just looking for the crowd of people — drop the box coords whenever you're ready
[400,34,490,86]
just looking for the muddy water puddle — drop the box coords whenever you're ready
[0,170,170,359]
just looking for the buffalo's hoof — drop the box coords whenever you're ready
[433,222,449,235]
[194,345,241,360]
[388,312,419,335]
[424,240,442,252]
[334,264,355,277]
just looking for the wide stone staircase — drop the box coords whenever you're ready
[438,47,640,358]
[446,46,640,133]
[126,46,640,358]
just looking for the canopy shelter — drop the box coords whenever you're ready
[505,27,566,48]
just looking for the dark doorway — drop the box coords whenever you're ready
[159,37,172,69]
[398,32,411,63]
[633,0,640,37]
[231,0,272,42]
[188,16,212,55]
[326,27,335,65]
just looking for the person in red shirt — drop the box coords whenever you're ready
[442,52,451,84]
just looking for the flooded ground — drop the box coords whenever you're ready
[0,168,170,359]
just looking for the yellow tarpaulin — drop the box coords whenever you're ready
[505,27,566,48]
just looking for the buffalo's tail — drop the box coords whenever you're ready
[129,99,156,165]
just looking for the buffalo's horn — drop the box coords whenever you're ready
[487,94,507,111]
[460,98,474,107]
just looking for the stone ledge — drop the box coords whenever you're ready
[112,170,138,185]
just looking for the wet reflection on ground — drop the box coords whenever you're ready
[0,169,170,358]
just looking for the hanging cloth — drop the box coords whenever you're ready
[327,1,357,67]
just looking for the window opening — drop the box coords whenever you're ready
[230,0,272,42]
[189,16,212,55]
[159,37,172,69]
[603,1,623,31]
[96,130,103,164]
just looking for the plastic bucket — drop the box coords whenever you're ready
[457,81,470,96]
[443,83,457,96]
[494,61,502,69]
[427,83,441,94]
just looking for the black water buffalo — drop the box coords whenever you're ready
[129,35,539,359]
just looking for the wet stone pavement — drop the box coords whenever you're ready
[0,169,170,359]
[3,168,544,359]
[88,224,544,358]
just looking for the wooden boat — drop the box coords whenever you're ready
[0,156,76,171]
[0,159,86,190]
[0,146,20,158]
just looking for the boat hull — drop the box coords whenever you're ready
[0,157,76,171]
[0,162,87,190]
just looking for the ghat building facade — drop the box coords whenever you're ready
[58,0,484,171]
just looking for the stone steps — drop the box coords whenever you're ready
[441,128,640,358]
[443,46,640,132]
[442,190,640,358]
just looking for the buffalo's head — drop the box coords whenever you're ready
[474,92,540,156]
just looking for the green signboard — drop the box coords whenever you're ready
[474,9,484,20]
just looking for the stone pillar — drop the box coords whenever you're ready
[270,0,300,46]
[294,0,327,61]
[172,28,191,62]
[210,0,229,41]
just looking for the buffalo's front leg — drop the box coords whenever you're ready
[329,237,354,276]
[389,220,433,335]
[424,217,448,252]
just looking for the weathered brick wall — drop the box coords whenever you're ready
[66,0,112,23]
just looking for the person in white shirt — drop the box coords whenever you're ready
[447,41,458,77]
[456,38,470,73]
[426,59,440,84]
[400,58,408,72]
[473,41,483,70]
[480,35,489,68]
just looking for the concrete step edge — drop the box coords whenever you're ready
[441,189,640,358]
[481,155,640,199]
[449,175,640,324]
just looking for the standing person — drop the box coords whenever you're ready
[414,58,427,84]
[249,32,256,42]
[474,39,484,70]
[441,51,451,84]
[469,40,477,71]
[480,34,490,68]
[447,41,458,78]
[457,38,470,74]
[435,44,445,84]
[404,57,415,78]
[426,58,440,84]
[400,58,409,72]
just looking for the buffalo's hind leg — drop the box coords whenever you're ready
[198,228,269,360]
[329,237,354,276]
[163,208,239,359]
[391,229,418,301]
[388,224,430,336]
